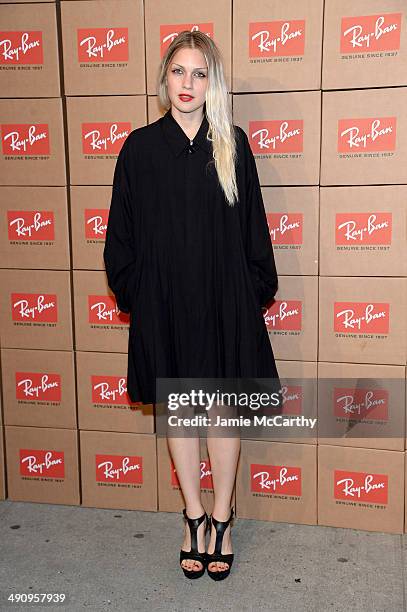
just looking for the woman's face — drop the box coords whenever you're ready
[166,47,208,115]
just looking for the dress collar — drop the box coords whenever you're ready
[161,108,211,157]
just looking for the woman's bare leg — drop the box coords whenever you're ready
[167,431,206,573]
[206,402,241,573]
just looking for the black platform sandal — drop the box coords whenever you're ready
[206,507,234,581]
[179,508,209,579]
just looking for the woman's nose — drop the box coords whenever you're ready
[183,74,193,88]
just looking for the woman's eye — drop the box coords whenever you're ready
[171,69,206,77]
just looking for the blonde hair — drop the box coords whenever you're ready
[156,30,238,207]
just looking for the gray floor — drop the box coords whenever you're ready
[0,499,406,612]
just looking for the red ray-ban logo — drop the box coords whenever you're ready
[251,463,302,495]
[160,23,214,57]
[1,124,50,155]
[16,371,61,401]
[341,13,402,53]
[249,120,303,154]
[77,28,128,62]
[88,295,128,325]
[20,449,65,477]
[338,117,397,152]
[334,386,388,421]
[85,209,108,240]
[91,375,132,405]
[267,212,303,244]
[11,293,57,322]
[0,31,43,64]
[334,302,390,334]
[334,470,388,504]
[82,122,131,155]
[263,300,302,331]
[171,458,213,489]
[8,210,55,241]
[249,20,305,57]
[95,454,143,483]
[335,212,392,244]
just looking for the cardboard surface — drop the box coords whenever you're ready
[319,185,407,277]
[0,97,66,186]
[233,90,321,186]
[5,425,80,505]
[60,0,146,95]
[322,1,407,90]
[236,439,317,525]
[66,95,147,185]
[1,348,76,429]
[318,361,405,451]
[318,444,404,533]
[72,270,129,352]
[70,185,111,270]
[0,269,73,351]
[0,186,70,270]
[233,0,324,92]
[321,87,407,186]
[80,430,157,511]
[264,275,318,361]
[319,276,407,366]
[76,351,154,432]
[0,3,60,98]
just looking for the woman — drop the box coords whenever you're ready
[103,30,281,581]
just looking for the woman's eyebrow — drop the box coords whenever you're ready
[172,63,207,70]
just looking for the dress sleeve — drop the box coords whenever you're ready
[103,135,138,314]
[241,128,278,308]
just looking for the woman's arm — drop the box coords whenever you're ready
[241,128,278,308]
[103,135,138,314]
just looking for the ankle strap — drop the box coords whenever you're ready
[210,507,234,528]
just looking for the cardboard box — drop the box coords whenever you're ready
[5,425,80,505]
[322,1,407,90]
[0,3,60,98]
[252,359,318,445]
[318,444,404,534]
[319,185,407,277]
[72,270,129,352]
[318,362,405,451]
[144,0,232,95]
[80,430,157,511]
[319,276,407,365]
[70,185,111,270]
[0,97,66,186]
[236,439,317,525]
[321,87,407,186]
[262,186,319,276]
[233,90,321,186]
[233,0,324,92]
[0,186,70,270]
[66,94,147,185]
[157,435,236,514]
[264,275,318,361]
[1,348,77,429]
[60,0,145,95]
[0,269,73,351]
[76,350,154,432]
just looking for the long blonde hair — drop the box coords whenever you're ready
[156,30,238,207]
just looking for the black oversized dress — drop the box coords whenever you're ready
[103,108,281,408]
